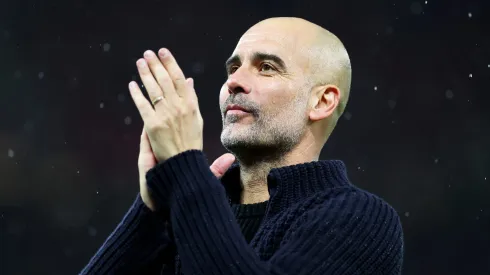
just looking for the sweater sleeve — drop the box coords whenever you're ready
[80,193,175,275]
[146,150,404,275]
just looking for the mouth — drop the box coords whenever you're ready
[225,104,250,114]
[226,109,250,116]
[224,104,253,121]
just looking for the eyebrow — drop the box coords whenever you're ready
[225,52,287,72]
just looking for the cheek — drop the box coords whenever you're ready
[262,83,296,110]
[219,84,228,105]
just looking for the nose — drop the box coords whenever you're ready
[226,70,252,95]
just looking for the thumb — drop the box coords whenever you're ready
[210,153,236,179]
[140,127,151,150]
[186,77,199,106]
[186,77,194,88]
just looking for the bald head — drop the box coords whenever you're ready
[220,17,352,162]
[247,17,352,117]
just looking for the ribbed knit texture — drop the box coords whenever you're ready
[81,149,404,274]
[231,202,268,243]
[147,150,404,274]
[80,194,173,274]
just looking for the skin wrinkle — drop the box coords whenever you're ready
[219,17,352,204]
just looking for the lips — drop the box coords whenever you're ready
[226,104,249,113]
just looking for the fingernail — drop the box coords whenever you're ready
[158,48,168,58]
[137,59,146,68]
[188,78,194,87]
[144,50,153,58]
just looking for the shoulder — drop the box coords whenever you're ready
[310,185,402,224]
[297,186,404,247]
[289,187,404,271]
[275,187,404,274]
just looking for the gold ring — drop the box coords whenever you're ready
[151,96,164,106]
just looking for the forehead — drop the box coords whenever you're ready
[232,31,307,67]
[237,31,293,48]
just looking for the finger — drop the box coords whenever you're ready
[140,127,151,150]
[186,77,194,88]
[186,78,199,106]
[158,48,187,98]
[210,153,236,179]
[129,81,155,122]
[136,58,165,103]
[143,50,176,100]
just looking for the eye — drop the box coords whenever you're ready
[260,63,275,72]
[228,66,239,74]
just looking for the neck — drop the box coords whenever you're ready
[236,133,321,204]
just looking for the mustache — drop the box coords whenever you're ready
[222,96,258,114]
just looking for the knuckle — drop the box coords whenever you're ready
[161,77,172,86]
[186,100,196,110]
[174,75,185,83]
[174,106,183,116]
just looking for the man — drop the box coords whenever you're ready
[81,17,404,274]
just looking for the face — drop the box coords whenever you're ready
[219,28,313,160]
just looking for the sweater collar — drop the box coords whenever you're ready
[220,159,352,216]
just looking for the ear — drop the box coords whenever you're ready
[308,85,340,121]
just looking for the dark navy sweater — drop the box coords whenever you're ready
[81,149,404,274]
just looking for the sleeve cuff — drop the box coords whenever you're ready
[145,150,222,213]
[80,193,171,274]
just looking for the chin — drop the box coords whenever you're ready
[221,128,255,148]
[221,129,244,145]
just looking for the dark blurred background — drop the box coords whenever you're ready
[1,0,489,274]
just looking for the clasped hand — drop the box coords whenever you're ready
[129,48,203,163]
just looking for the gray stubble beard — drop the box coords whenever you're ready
[220,94,309,166]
